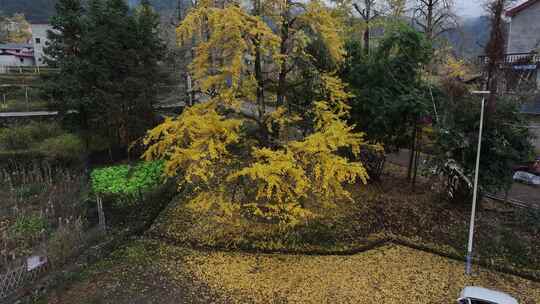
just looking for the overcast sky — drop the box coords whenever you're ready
[455,0,486,17]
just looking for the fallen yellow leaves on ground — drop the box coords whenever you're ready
[47,240,540,304]
[159,244,540,304]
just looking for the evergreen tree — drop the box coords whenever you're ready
[42,0,90,140]
[342,24,432,152]
[43,0,164,148]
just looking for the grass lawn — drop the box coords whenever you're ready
[43,239,540,304]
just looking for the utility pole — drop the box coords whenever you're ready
[465,90,490,275]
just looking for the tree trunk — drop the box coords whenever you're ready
[253,0,265,119]
[276,4,290,107]
[485,0,507,114]
[426,0,433,42]
[412,127,422,190]
[364,22,370,55]
[407,119,418,181]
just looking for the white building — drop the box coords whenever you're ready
[30,23,51,66]
[0,23,51,70]
[506,0,540,54]
[0,43,35,66]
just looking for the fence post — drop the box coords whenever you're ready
[25,87,29,111]
[97,195,106,231]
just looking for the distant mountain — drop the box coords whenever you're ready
[0,0,57,23]
[0,0,179,22]
[445,16,492,59]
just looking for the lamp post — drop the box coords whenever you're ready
[466,90,490,275]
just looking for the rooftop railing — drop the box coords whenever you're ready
[477,52,540,65]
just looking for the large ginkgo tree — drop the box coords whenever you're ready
[143,0,374,226]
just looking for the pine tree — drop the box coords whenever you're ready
[44,0,164,148]
[42,0,90,142]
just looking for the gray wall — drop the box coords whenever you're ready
[529,122,540,153]
[508,1,540,53]
[30,24,51,67]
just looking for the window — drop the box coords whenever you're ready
[35,38,41,44]
[20,58,24,63]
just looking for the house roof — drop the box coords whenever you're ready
[0,43,33,50]
[506,0,540,17]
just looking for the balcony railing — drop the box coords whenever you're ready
[477,52,540,66]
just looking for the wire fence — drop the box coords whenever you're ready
[0,256,48,299]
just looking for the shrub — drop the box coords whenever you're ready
[0,122,63,150]
[10,214,49,240]
[38,133,85,164]
[0,125,34,150]
[47,217,84,267]
[516,208,540,235]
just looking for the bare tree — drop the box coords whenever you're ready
[412,0,457,42]
[383,0,407,19]
[353,0,381,54]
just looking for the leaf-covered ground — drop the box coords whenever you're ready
[44,239,540,304]
[149,165,540,276]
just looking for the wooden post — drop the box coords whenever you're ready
[97,195,106,231]
[25,86,29,111]
[412,128,421,190]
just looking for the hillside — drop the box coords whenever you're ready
[0,0,179,22]
[445,16,492,59]
[0,0,56,22]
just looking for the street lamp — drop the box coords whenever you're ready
[466,90,490,275]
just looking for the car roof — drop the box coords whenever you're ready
[459,287,518,304]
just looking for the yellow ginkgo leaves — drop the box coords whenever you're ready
[143,1,371,226]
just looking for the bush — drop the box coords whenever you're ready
[38,133,85,163]
[430,96,534,195]
[10,214,49,240]
[516,208,540,235]
[0,123,85,169]
[47,217,84,267]
[0,122,63,150]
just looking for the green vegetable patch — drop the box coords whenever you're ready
[91,161,164,196]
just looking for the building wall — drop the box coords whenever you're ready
[0,55,34,67]
[30,24,51,66]
[508,1,540,53]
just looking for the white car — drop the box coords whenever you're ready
[457,287,518,304]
